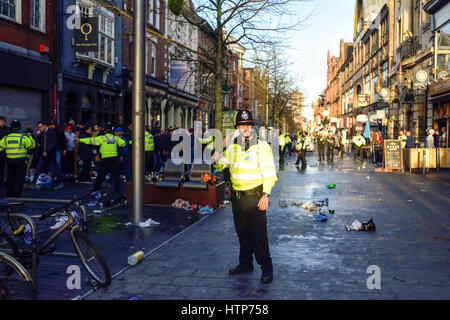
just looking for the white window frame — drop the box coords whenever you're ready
[0,0,22,23]
[151,40,157,77]
[148,0,153,25]
[30,0,46,32]
[155,0,159,30]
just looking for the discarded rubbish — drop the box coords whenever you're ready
[406,200,413,202]
[302,202,316,211]
[326,184,336,189]
[71,296,82,300]
[138,219,160,228]
[278,199,288,207]
[328,209,335,214]
[314,209,327,221]
[366,176,370,179]
[345,218,376,232]
[128,251,144,265]
[129,297,140,300]
[198,206,213,215]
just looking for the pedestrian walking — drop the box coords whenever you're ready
[0,120,35,197]
[213,110,277,284]
[353,131,366,163]
[75,123,126,199]
[295,131,308,169]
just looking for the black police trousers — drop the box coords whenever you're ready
[231,187,273,275]
[6,157,26,197]
[295,150,307,168]
[93,157,121,194]
[318,145,325,162]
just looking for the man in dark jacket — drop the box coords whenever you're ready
[29,121,63,189]
[49,120,67,178]
[0,116,9,188]
[77,123,94,183]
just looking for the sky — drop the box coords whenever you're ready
[285,0,356,120]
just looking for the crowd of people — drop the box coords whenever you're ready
[0,115,189,198]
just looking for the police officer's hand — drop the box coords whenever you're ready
[74,138,80,143]
[257,195,270,211]
[211,152,221,163]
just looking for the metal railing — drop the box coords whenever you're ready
[397,36,420,61]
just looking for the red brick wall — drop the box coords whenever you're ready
[0,0,54,54]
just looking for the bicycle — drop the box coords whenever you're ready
[0,250,36,300]
[0,189,111,298]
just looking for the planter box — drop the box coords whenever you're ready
[125,182,226,208]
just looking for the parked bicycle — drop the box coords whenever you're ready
[0,250,36,300]
[0,190,111,299]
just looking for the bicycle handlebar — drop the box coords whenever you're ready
[38,189,93,221]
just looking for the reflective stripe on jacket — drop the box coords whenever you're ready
[79,134,125,159]
[352,136,366,147]
[0,133,35,158]
[145,131,155,151]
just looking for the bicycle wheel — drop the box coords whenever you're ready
[0,232,19,258]
[0,251,36,300]
[71,228,111,288]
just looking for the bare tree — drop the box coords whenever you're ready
[171,0,308,130]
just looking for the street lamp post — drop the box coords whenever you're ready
[132,0,145,226]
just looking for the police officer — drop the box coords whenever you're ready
[353,131,366,162]
[317,132,326,163]
[398,130,407,149]
[76,123,126,197]
[213,110,277,284]
[278,131,286,165]
[326,133,336,164]
[145,127,155,174]
[0,120,35,197]
[295,131,308,169]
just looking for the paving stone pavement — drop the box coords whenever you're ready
[83,151,450,300]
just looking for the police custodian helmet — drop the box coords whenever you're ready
[10,120,21,130]
[235,109,254,127]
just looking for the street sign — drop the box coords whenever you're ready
[383,140,403,172]
[74,17,99,53]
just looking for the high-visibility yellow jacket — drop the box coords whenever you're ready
[214,140,278,195]
[79,134,125,159]
[0,133,35,159]
[145,131,155,151]
[296,137,308,150]
[398,134,407,148]
[198,135,214,150]
[353,135,366,147]
[279,135,286,148]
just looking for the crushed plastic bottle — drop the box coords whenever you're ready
[128,251,144,265]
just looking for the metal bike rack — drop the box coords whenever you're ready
[0,212,38,292]
[1,198,89,288]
